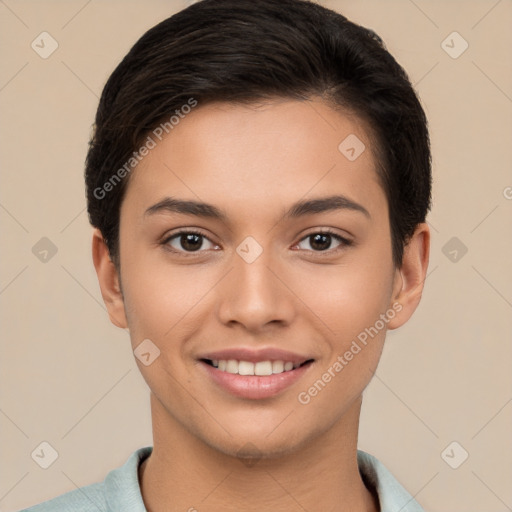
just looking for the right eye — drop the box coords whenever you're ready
[162,229,219,254]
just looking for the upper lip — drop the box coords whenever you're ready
[198,347,314,365]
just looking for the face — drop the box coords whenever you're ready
[99,98,424,459]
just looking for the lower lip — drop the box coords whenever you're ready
[200,361,314,400]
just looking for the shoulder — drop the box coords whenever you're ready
[22,483,108,512]
[19,446,153,512]
[357,450,425,512]
[19,482,106,512]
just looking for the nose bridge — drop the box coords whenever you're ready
[217,235,294,330]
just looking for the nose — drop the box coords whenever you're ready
[216,243,296,333]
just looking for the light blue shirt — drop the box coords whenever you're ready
[20,446,425,511]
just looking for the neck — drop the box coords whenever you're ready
[139,393,379,512]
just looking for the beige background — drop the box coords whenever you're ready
[1,0,511,510]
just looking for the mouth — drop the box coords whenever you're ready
[197,352,315,400]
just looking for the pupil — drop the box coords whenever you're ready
[311,233,331,251]
[182,233,202,251]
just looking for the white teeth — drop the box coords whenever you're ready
[254,361,273,376]
[238,361,254,375]
[226,359,238,374]
[272,360,284,373]
[211,359,302,375]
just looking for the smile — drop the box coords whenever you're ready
[199,357,315,400]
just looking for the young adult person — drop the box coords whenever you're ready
[22,0,431,510]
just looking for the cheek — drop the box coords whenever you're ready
[293,254,394,338]
[122,256,216,341]
[295,285,390,416]
[120,262,210,404]
[291,253,394,398]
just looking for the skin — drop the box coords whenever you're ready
[92,98,429,512]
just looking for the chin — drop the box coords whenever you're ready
[224,440,298,462]
[201,425,314,463]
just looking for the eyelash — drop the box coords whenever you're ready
[161,228,353,257]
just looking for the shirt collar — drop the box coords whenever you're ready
[357,450,425,511]
[104,446,424,512]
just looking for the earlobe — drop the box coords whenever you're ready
[387,223,430,330]
[91,228,128,329]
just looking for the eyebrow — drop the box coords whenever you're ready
[144,194,371,221]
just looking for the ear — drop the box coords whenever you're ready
[91,228,128,329]
[387,222,430,330]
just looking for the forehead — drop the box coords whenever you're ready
[122,98,386,221]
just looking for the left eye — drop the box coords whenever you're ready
[296,231,351,252]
